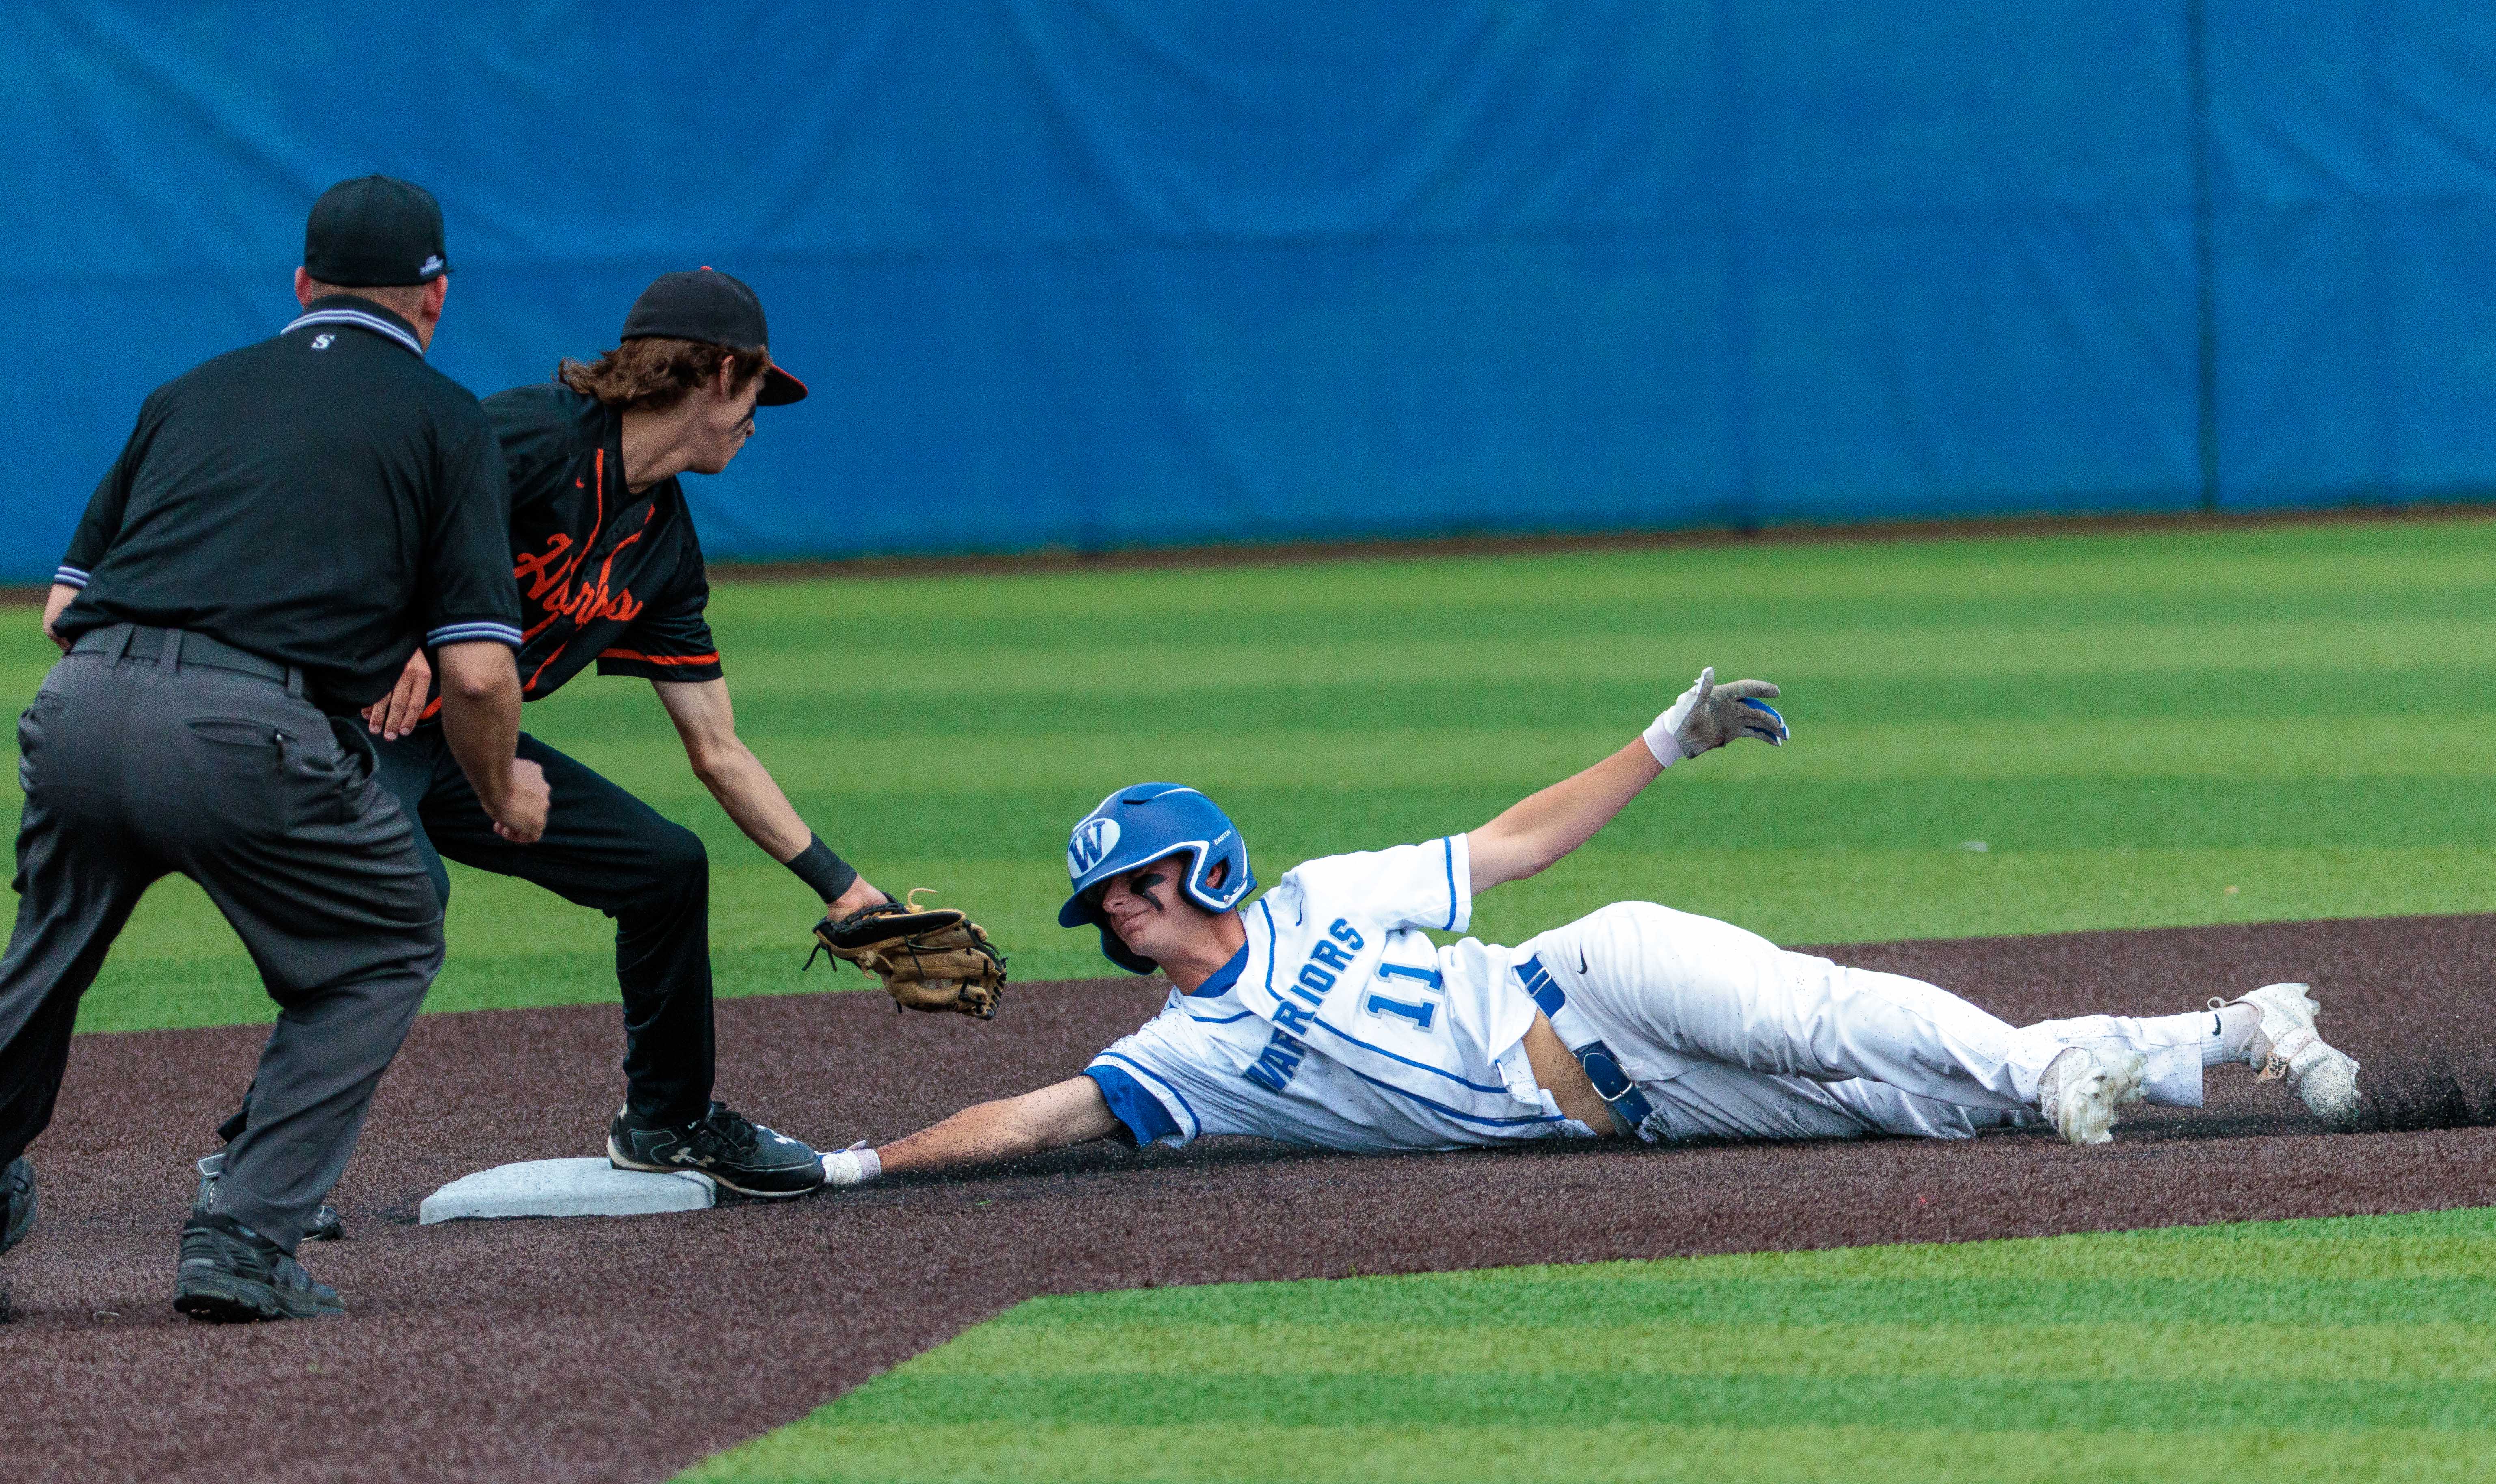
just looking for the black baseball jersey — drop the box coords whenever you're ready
[52,296,521,708]
[464,382,723,713]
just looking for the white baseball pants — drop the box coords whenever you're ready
[1512,902,2210,1143]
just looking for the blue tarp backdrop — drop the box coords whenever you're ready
[6,1,2495,580]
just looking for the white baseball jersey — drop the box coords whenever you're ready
[1084,835,1598,1153]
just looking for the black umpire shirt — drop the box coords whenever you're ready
[405,381,725,723]
[52,295,522,708]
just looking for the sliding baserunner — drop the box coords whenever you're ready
[815,669,2362,1187]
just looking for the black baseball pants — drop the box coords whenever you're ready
[0,637,442,1253]
[367,726,717,1126]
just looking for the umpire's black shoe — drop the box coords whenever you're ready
[607,1102,826,1199]
[192,1151,344,1242]
[172,1213,344,1322]
[2,1157,34,1256]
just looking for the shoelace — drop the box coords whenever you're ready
[701,1106,768,1155]
[2211,994,2309,1082]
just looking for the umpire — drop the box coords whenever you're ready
[0,176,545,1321]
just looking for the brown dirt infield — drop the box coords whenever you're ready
[4,912,2493,1484]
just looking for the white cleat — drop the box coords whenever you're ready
[2227,983,2363,1132]
[2037,1044,2147,1146]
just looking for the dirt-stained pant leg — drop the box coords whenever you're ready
[2022,1012,2208,1107]
[1630,1062,2040,1143]
[1624,1018,2206,1144]
[0,650,443,1252]
[1514,901,2064,1141]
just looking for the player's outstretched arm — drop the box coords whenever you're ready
[1466,666,1785,894]
[839,1076,1123,1184]
[654,676,885,912]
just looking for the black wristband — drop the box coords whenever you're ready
[787,834,859,904]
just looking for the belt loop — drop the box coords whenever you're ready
[286,666,306,699]
[162,629,184,674]
[102,623,134,664]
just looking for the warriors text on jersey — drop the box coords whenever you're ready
[1084,836,1603,1152]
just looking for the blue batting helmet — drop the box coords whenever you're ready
[1058,783,1257,974]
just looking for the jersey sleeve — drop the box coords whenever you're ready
[1084,1011,1267,1148]
[1084,1063,1184,1146]
[1280,835,1472,934]
[418,405,524,650]
[1084,1041,1205,1148]
[594,588,722,681]
[57,400,155,588]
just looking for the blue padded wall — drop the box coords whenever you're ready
[4,1,2492,580]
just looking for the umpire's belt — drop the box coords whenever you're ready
[74,624,305,696]
[1515,954,1655,1138]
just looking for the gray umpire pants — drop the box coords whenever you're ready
[0,629,443,1252]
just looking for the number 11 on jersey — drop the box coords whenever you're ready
[1365,961,1445,1030]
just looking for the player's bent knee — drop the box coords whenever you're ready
[1598,900,1672,923]
[1560,899,1675,945]
[644,822,709,899]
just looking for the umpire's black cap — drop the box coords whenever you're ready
[304,175,449,287]
[620,268,808,405]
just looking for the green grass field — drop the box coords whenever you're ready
[690,1207,2496,1483]
[12,516,2496,1482]
[11,517,2496,1034]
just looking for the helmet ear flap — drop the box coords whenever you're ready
[1183,832,1254,913]
[1180,844,1234,914]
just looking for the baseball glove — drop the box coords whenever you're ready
[807,889,1007,1019]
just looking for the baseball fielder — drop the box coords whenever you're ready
[818,670,2362,1186]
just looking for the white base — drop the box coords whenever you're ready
[418,1156,715,1225]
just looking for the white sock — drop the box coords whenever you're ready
[2122,1007,2258,1069]
[2200,1003,2261,1067]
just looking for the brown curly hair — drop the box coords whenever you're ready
[556,337,771,412]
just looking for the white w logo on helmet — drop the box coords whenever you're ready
[1068,817,1122,876]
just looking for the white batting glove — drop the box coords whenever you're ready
[822,1141,882,1188]
[1643,666,1787,765]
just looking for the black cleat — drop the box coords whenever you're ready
[608,1102,825,1199]
[2,1158,33,1256]
[193,1151,343,1242]
[172,1214,344,1322]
